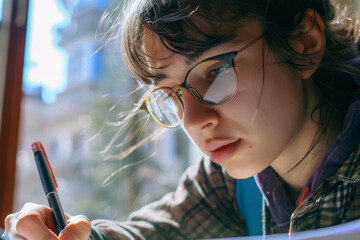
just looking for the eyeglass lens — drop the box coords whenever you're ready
[187,59,237,104]
[145,88,184,128]
[145,58,238,128]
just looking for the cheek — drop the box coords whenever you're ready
[249,64,306,151]
[229,60,306,141]
[261,66,304,121]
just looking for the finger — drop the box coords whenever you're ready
[59,215,91,240]
[4,212,19,232]
[16,213,59,240]
[8,203,58,240]
[4,213,26,240]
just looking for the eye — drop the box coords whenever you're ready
[207,63,230,78]
[163,89,182,102]
[166,91,175,100]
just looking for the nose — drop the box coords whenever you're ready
[182,90,220,132]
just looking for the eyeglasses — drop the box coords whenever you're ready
[140,35,263,128]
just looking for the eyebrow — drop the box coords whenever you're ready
[191,38,247,63]
[184,40,240,65]
[152,73,169,83]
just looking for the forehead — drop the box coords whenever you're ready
[143,28,176,64]
[143,20,262,82]
[144,19,261,57]
[143,28,191,84]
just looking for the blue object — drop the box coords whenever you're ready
[236,177,263,236]
[32,141,67,234]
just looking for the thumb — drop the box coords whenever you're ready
[59,215,91,240]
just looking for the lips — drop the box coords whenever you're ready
[206,139,242,164]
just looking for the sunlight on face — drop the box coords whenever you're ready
[144,20,319,179]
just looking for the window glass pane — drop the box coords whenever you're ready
[0,0,3,23]
[15,0,201,221]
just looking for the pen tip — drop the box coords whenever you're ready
[31,141,42,153]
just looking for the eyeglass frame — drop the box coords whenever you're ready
[140,34,263,128]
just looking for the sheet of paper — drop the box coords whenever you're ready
[195,219,360,240]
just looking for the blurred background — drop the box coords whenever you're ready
[3,0,202,222]
[0,0,359,224]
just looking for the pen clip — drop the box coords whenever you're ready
[38,141,59,189]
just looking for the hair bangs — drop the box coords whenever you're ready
[120,0,249,84]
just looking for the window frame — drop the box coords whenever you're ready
[0,0,28,228]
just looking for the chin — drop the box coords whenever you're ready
[223,161,267,179]
[224,167,256,179]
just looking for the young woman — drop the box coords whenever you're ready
[3,0,360,239]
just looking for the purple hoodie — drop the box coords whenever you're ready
[255,57,360,233]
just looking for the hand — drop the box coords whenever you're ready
[3,202,91,240]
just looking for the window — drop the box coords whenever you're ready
[14,0,200,221]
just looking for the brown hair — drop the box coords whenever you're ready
[99,0,360,166]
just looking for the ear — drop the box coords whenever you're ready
[294,9,326,79]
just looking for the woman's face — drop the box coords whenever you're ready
[144,20,318,178]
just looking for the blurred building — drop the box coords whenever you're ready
[15,0,198,221]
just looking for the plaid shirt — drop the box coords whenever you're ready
[91,56,360,239]
[265,142,360,235]
[90,139,360,239]
[90,157,247,239]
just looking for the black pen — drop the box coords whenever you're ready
[31,141,67,234]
